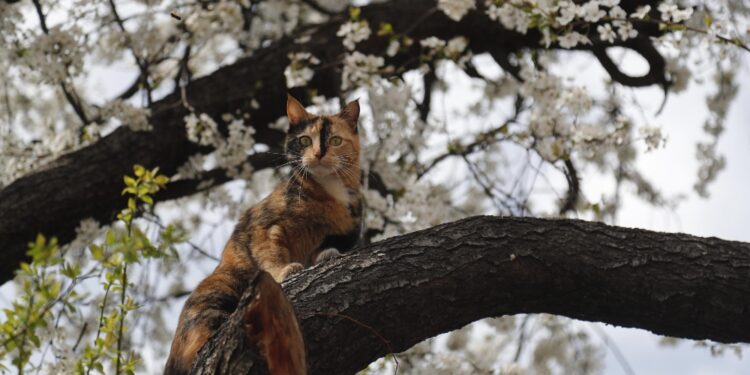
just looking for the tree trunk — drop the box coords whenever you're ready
[189,216,750,375]
[0,0,664,285]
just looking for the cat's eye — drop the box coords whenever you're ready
[299,136,312,146]
[329,136,343,146]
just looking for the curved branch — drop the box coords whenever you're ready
[190,216,750,374]
[592,37,668,88]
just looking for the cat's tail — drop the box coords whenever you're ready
[164,249,306,375]
[164,263,249,375]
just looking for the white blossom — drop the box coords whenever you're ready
[599,0,620,7]
[640,126,666,151]
[562,86,592,115]
[445,37,469,58]
[176,153,206,180]
[631,5,651,19]
[341,52,384,90]
[101,99,152,132]
[284,52,320,88]
[438,0,475,22]
[597,23,617,43]
[558,31,591,48]
[24,26,87,83]
[658,3,694,23]
[185,1,244,37]
[617,21,638,40]
[386,40,400,56]
[487,4,530,34]
[609,5,627,20]
[578,2,606,23]
[337,20,371,50]
[420,36,447,49]
[185,113,220,146]
[215,118,256,178]
[556,1,579,26]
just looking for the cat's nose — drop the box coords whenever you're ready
[313,149,322,159]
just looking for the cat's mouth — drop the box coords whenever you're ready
[303,159,335,176]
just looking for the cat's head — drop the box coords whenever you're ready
[285,95,360,179]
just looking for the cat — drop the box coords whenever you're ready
[164,95,363,374]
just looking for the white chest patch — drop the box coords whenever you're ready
[314,175,350,205]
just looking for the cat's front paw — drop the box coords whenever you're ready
[275,262,304,282]
[315,248,341,264]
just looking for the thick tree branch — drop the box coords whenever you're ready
[0,0,668,285]
[190,216,750,374]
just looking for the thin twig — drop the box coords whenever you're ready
[513,315,531,362]
[591,324,636,375]
[140,214,220,261]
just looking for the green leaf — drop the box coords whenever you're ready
[90,244,104,261]
[141,195,153,205]
[154,175,169,186]
[133,165,145,177]
[106,230,116,246]
[123,176,136,187]
[377,22,394,37]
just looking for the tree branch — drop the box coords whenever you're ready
[190,216,750,374]
[560,158,580,214]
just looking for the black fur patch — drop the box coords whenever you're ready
[320,230,360,253]
[288,116,317,135]
[348,199,363,219]
[319,118,330,157]
[183,291,238,313]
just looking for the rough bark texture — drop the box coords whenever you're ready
[0,0,665,285]
[190,216,750,375]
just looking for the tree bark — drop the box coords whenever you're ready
[0,0,664,285]
[190,216,750,375]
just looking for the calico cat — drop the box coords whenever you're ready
[164,95,362,374]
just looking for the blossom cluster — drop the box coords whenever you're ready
[437,0,476,22]
[485,0,694,49]
[101,99,152,132]
[284,52,320,88]
[337,20,371,50]
[341,52,385,90]
[183,113,256,179]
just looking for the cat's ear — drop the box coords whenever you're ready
[338,99,360,128]
[287,94,311,127]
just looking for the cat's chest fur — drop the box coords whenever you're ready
[313,174,351,206]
